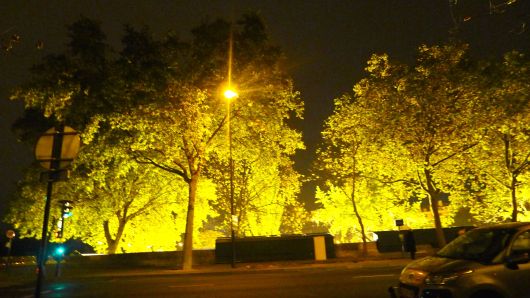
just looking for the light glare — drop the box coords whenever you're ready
[224,89,238,100]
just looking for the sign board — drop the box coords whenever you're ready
[395,219,404,227]
[35,126,80,170]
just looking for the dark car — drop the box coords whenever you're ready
[389,222,530,298]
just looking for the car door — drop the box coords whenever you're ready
[498,229,530,298]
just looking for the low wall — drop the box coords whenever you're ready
[335,242,380,258]
[375,226,472,252]
[66,250,215,269]
[3,239,437,270]
[335,241,435,259]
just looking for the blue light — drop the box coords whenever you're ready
[55,246,65,255]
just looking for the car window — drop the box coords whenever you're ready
[511,231,530,256]
[437,228,514,263]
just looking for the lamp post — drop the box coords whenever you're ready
[224,23,239,268]
[224,88,237,268]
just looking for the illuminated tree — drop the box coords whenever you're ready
[313,95,428,253]
[456,51,530,223]
[5,19,190,254]
[68,140,197,254]
[9,15,303,269]
[83,14,303,269]
[239,161,302,236]
[3,136,209,254]
[279,200,310,235]
[313,96,373,254]
[206,153,303,237]
[352,44,486,247]
[312,184,430,243]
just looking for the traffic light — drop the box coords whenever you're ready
[52,244,66,262]
[55,245,65,256]
[56,200,73,238]
[51,244,67,277]
[55,219,64,238]
[60,200,73,218]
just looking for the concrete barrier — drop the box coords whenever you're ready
[66,250,215,269]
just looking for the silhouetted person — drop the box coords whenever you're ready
[403,230,416,259]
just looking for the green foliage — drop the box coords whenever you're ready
[313,185,429,243]
[206,152,303,237]
[4,166,48,238]
[352,44,488,246]
[7,14,303,264]
[451,51,530,222]
[279,200,310,235]
[313,44,529,248]
[313,91,425,248]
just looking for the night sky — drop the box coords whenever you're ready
[1,1,528,218]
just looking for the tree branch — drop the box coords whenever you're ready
[133,153,190,182]
[431,142,478,167]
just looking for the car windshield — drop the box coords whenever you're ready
[436,228,516,263]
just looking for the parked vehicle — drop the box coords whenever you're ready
[389,222,530,298]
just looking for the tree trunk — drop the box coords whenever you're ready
[511,175,518,222]
[429,193,446,248]
[182,171,199,270]
[504,134,518,222]
[351,194,367,257]
[350,155,367,256]
[103,219,127,254]
[424,169,446,248]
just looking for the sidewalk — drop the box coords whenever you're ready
[0,256,414,289]
[82,257,412,276]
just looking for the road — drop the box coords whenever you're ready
[1,261,406,297]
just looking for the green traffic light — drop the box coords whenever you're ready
[55,246,65,256]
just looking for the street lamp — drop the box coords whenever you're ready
[224,24,239,268]
[224,87,238,268]
[224,89,238,100]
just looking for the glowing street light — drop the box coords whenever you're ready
[224,88,238,100]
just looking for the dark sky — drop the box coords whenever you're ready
[1,1,528,216]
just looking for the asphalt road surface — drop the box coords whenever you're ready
[2,262,406,298]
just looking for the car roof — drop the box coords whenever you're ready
[475,222,530,231]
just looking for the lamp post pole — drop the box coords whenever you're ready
[228,99,236,268]
[224,26,238,268]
